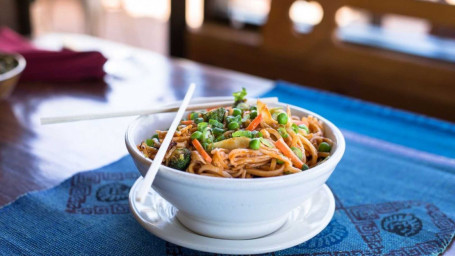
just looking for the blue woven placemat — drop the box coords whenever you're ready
[1,81,454,256]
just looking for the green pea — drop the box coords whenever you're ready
[276,159,284,164]
[318,142,331,152]
[249,138,260,150]
[152,134,159,139]
[209,119,224,128]
[228,122,239,130]
[278,127,289,138]
[212,127,225,136]
[250,106,257,111]
[232,130,252,138]
[302,164,309,171]
[232,108,242,117]
[249,110,258,119]
[291,147,303,160]
[146,138,154,147]
[189,112,199,120]
[191,131,202,140]
[299,124,309,134]
[195,117,204,124]
[277,113,288,125]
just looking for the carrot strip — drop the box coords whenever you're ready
[187,113,192,120]
[275,138,303,169]
[192,139,212,163]
[246,114,262,131]
[181,120,194,125]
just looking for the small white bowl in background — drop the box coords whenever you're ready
[0,53,26,100]
[126,101,345,240]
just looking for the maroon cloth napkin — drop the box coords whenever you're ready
[0,27,107,82]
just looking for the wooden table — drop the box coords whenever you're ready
[0,34,452,255]
[0,34,272,206]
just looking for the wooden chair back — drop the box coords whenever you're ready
[181,0,455,121]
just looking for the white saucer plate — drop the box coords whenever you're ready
[129,177,335,255]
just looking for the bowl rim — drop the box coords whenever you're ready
[126,101,345,186]
[0,53,26,81]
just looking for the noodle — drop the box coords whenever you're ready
[138,89,333,178]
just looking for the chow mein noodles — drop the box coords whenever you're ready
[138,88,333,178]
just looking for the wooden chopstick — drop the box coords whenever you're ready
[40,97,278,125]
[135,83,196,203]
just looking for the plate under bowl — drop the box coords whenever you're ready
[129,177,335,255]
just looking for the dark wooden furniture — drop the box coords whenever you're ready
[174,0,455,122]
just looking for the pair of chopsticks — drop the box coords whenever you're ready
[39,83,278,203]
[40,97,277,125]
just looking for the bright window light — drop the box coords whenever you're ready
[122,0,170,20]
[289,0,324,26]
[335,6,370,27]
[186,0,204,29]
[382,14,431,35]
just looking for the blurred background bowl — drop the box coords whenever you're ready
[0,53,26,100]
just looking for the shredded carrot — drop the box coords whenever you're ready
[181,120,194,125]
[275,138,303,169]
[187,113,192,120]
[192,139,212,163]
[246,114,262,131]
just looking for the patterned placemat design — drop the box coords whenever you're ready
[65,172,139,215]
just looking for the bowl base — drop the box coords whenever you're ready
[176,211,289,240]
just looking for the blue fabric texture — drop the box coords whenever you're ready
[1,81,455,256]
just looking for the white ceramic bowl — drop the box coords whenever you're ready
[126,100,345,240]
